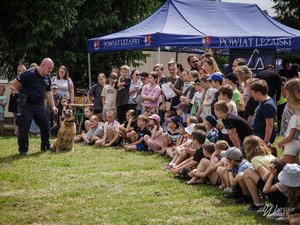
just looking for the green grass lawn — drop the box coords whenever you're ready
[0,134,283,225]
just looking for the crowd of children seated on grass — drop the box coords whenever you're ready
[3,51,300,224]
[64,55,300,223]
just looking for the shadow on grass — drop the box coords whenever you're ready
[0,151,44,164]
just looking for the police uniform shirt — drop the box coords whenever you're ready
[17,68,51,105]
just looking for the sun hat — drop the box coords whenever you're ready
[278,163,300,187]
[185,123,196,135]
[220,147,243,161]
[207,72,224,82]
[148,114,160,123]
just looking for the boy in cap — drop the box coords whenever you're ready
[219,147,253,202]
[204,115,218,143]
[207,72,224,117]
[160,116,180,155]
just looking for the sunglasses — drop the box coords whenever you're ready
[191,60,198,64]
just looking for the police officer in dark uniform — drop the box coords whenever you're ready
[11,58,58,156]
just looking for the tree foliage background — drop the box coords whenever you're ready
[1,0,300,87]
[272,0,300,29]
[0,0,162,87]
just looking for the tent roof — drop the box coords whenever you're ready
[87,0,300,53]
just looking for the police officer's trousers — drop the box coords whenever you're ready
[16,104,50,154]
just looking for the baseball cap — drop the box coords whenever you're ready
[205,115,217,127]
[220,147,243,161]
[185,123,196,135]
[278,163,300,187]
[207,72,224,82]
[166,116,180,124]
[225,73,238,84]
[148,114,160,123]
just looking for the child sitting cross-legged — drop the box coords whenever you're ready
[81,115,104,145]
[119,109,137,145]
[144,114,163,153]
[159,116,181,155]
[164,123,195,170]
[218,147,253,203]
[170,130,206,175]
[165,123,187,158]
[95,110,120,147]
[124,115,150,151]
[187,142,219,185]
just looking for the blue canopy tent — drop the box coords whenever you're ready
[86,0,300,86]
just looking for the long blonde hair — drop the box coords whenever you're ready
[244,135,271,161]
[285,78,300,113]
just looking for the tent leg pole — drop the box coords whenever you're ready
[157,47,161,63]
[88,53,91,89]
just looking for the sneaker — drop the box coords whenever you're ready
[245,203,265,212]
[223,187,233,193]
[164,164,174,170]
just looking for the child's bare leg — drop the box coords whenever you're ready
[128,131,137,143]
[283,154,299,164]
[91,136,100,144]
[237,173,250,195]
[74,133,83,143]
[106,127,116,143]
[119,128,126,141]
[216,166,229,188]
[95,138,104,146]
[160,133,169,154]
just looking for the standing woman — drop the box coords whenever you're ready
[9,64,26,135]
[202,57,220,76]
[52,65,74,103]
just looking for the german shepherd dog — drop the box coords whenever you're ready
[51,108,76,152]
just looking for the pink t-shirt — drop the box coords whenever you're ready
[141,83,161,108]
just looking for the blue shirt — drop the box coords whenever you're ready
[17,68,51,105]
[252,97,276,142]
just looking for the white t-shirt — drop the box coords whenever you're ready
[52,77,73,100]
[285,114,300,140]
